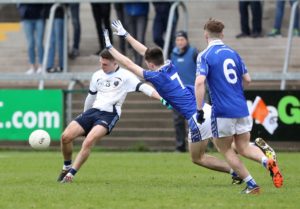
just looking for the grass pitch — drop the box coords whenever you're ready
[0,151,299,209]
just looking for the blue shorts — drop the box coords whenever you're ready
[74,108,119,135]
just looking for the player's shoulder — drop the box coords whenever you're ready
[196,45,212,61]
[118,67,135,76]
[91,69,102,79]
[118,67,141,80]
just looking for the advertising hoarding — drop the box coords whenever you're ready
[0,89,63,141]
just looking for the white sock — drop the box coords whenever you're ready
[63,165,72,170]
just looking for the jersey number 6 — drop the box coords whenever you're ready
[223,58,237,84]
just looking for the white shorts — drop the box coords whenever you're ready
[187,103,212,143]
[211,116,252,138]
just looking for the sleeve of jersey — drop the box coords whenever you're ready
[138,83,155,97]
[143,70,156,82]
[126,71,144,92]
[83,93,96,112]
[88,72,98,95]
[195,54,208,76]
[238,54,248,74]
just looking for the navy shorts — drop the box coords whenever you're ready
[74,108,119,135]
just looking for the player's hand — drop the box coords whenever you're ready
[160,98,172,110]
[111,20,128,37]
[196,109,205,124]
[103,29,112,49]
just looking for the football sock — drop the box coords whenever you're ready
[63,160,72,170]
[261,156,268,168]
[230,168,238,177]
[244,175,257,188]
[69,168,77,176]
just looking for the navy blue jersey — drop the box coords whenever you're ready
[196,40,249,118]
[143,61,196,120]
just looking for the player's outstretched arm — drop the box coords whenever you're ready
[138,83,172,110]
[104,29,144,78]
[139,83,162,101]
[111,20,147,56]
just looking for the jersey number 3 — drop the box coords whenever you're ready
[223,58,237,84]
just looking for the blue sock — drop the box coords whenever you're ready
[230,169,238,177]
[63,160,72,170]
[69,168,77,176]
[244,175,257,188]
[64,160,72,166]
[261,157,268,168]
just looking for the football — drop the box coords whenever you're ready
[28,129,51,150]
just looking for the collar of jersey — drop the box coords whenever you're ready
[208,39,224,48]
[104,66,120,75]
[157,60,171,72]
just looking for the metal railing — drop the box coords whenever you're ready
[281,0,299,90]
[163,1,188,58]
[0,0,300,90]
[39,3,68,90]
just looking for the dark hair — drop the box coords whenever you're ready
[99,49,114,61]
[176,30,188,40]
[204,18,225,37]
[144,47,164,66]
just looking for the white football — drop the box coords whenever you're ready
[29,129,51,150]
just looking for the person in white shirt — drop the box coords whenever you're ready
[57,49,162,183]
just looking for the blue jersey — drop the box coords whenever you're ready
[196,40,249,118]
[143,61,196,120]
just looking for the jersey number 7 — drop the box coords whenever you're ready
[171,73,185,89]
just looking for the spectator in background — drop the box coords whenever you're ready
[268,0,299,37]
[68,3,81,59]
[170,31,198,152]
[152,1,178,57]
[124,2,149,66]
[18,3,45,74]
[236,0,263,38]
[114,3,126,54]
[45,4,65,73]
[91,3,113,55]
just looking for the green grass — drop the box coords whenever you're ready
[0,151,299,209]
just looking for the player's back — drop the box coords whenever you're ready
[143,61,196,120]
[198,41,249,118]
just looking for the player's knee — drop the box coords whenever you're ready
[236,146,247,156]
[191,154,205,165]
[61,131,73,144]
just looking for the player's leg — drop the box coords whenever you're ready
[61,121,85,162]
[60,125,107,183]
[189,139,231,173]
[57,120,85,181]
[60,109,119,183]
[254,138,282,187]
[233,117,267,164]
[213,118,260,194]
[188,105,232,174]
[72,125,107,171]
[215,136,259,194]
[234,117,283,188]
[58,109,95,182]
